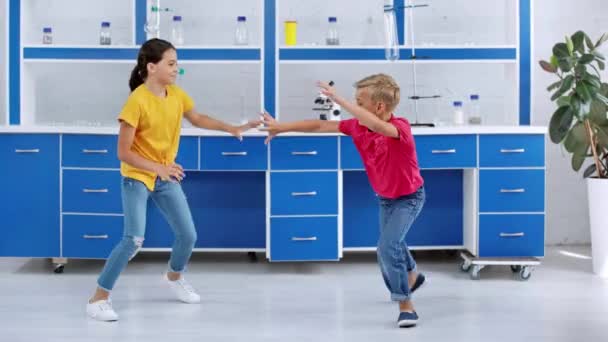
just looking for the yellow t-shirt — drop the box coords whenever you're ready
[118,84,194,191]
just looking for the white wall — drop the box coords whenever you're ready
[533,0,608,244]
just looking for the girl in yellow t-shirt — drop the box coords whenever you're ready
[86,38,259,322]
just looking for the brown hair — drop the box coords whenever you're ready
[354,73,400,112]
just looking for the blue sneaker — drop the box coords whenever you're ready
[398,311,418,328]
[410,273,426,294]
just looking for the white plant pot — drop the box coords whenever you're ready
[587,177,608,278]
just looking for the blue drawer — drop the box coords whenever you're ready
[271,137,338,170]
[479,214,544,257]
[340,136,364,169]
[415,135,477,168]
[63,215,123,259]
[270,217,338,261]
[62,134,119,168]
[63,170,122,213]
[271,172,338,215]
[201,137,267,170]
[479,134,545,167]
[176,136,199,170]
[479,170,545,212]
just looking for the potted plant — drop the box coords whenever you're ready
[540,30,608,277]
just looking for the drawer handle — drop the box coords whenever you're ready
[500,148,526,153]
[431,149,456,154]
[83,189,109,193]
[500,232,525,238]
[291,191,318,197]
[291,237,318,241]
[82,149,109,154]
[500,188,526,193]
[221,152,248,156]
[15,149,40,153]
[291,151,318,156]
[83,234,109,239]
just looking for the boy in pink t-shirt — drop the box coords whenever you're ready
[262,74,426,328]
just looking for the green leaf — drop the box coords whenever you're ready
[595,33,608,48]
[599,60,605,71]
[572,152,586,171]
[552,75,575,101]
[572,31,586,53]
[580,54,596,64]
[557,96,571,107]
[564,122,589,153]
[539,60,558,73]
[549,106,574,143]
[586,34,595,51]
[584,163,597,178]
[593,50,606,60]
[596,125,608,148]
[589,99,608,126]
[553,43,570,59]
[558,57,574,72]
[584,74,602,89]
[550,55,559,67]
[548,81,563,92]
[577,82,593,103]
[567,36,574,55]
[596,93,608,106]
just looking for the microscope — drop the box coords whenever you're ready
[313,81,341,121]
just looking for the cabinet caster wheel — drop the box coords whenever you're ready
[54,265,64,274]
[247,252,258,262]
[459,261,471,272]
[470,266,481,280]
[518,267,532,281]
[511,265,522,273]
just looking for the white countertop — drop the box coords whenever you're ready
[0,125,547,136]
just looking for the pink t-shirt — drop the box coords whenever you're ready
[339,116,424,199]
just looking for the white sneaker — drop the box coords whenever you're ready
[86,299,119,322]
[164,274,201,304]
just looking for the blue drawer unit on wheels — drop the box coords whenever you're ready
[0,134,60,257]
[63,215,123,259]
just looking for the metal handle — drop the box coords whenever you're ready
[500,188,526,193]
[291,151,318,156]
[15,149,40,153]
[82,149,108,154]
[83,234,109,239]
[500,148,525,153]
[221,152,248,156]
[500,232,525,238]
[291,191,318,197]
[291,237,318,241]
[82,189,109,193]
[431,149,456,154]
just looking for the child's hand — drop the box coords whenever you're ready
[232,119,262,141]
[317,81,338,99]
[259,112,282,144]
[156,163,185,182]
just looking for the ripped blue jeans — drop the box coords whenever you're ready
[97,177,197,291]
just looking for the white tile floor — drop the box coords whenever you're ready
[0,246,607,341]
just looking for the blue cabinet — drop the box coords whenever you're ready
[63,170,122,214]
[63,215,123,259]
[271,137,338,170]
[62,134,119,168]
[270,172,338,215]
[479,169,545,212]
[270,217,338,261]
[479,134,545,167]
[478,214,544,257]
[0,134,59,257]
[201,137,267,170]
[415,135,477,169]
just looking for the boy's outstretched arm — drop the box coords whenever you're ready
[317,82,398,138]
[260,112,340,144]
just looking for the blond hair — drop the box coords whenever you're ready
[354,73,400,112]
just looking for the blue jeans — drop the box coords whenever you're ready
[377,186,425,302]
[97,177,197,291]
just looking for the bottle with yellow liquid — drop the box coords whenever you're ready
[284,20,297,46]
